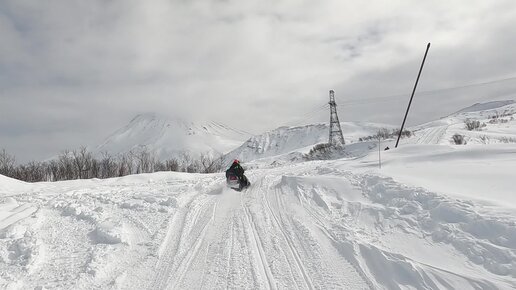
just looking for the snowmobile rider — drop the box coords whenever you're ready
[226,159,250,188]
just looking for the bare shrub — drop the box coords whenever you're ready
[452,134,466,145]
[489,116,510,124]
[464,119,485,131]
[393,129,412,138]
[305,143,346,160]
[479,135,489,144]
[377,128,391,139]
[499,136,516,143]
[359,128,412,142]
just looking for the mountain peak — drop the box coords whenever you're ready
[94,114,249,159]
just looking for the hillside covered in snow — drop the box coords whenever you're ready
[94,113,399,165]
[403,99,516,145]
[1,100,516,289]
[225,122,397,162]
[94,113,251,160]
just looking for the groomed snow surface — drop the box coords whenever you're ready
[1,144,516,289]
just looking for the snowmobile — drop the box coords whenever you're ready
[226,171,250,191]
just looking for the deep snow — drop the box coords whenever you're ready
[1,101,516,289]
[2,144,516,289]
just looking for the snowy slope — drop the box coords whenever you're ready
[0,174,29,194]
[1,146,516,289]
[405,100,516,145]
[225,122,396,162]
[224,100,516,164]
[94,114,250,159]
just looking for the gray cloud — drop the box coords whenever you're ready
[1,0,516,162]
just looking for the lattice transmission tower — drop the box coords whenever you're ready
[328,90,345,146]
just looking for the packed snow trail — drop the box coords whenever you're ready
[415,125,449,144]
[141,169,370,289]
[1,160,516,289]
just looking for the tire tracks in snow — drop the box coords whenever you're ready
[172,200,217,289]
[416,125,449,144]
[241,195,276,290]
[244,169,371,289]
[263,185,314,289]
[271,172,375,289]
[149,193,218,290]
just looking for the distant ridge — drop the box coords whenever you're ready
[451,100,515,115]
[224,122,396,162]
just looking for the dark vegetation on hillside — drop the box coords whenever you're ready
[358,128,412,142]
[306,128,411,160]
[0,147,224,183]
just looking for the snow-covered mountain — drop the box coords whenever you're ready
[223,100,516,164]
[96,114,397,163]
[94,113,250,159]
[225,122,397,162]
[94,100,516,165]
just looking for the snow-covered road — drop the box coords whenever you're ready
[1,156,516,289]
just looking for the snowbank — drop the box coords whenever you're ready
[352,144,516,208]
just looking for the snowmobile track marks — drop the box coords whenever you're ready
[242,200,276,289]
[258,179,315,290]
[173,200,217,289]
[149,194,217,290]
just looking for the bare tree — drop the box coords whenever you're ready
[58,150,75,180]
[117,153,133,177]
[47,160,60,181]
[180,152,192,172]
[165,159,180,171]
[2,146,232,183]
[199,153,223,173]
[72,147,93,179]
[0,149,15,176]
[132,147,156,174]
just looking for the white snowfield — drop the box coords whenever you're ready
[409,100,516,146]
[1,100,516,289]
[1,143,516,289]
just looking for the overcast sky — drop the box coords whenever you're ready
[1,0,516,162]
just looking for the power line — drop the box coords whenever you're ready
[283,104,329,127]
[257,75,516,135]
[293,107,329,125]
[335,75,516,107]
